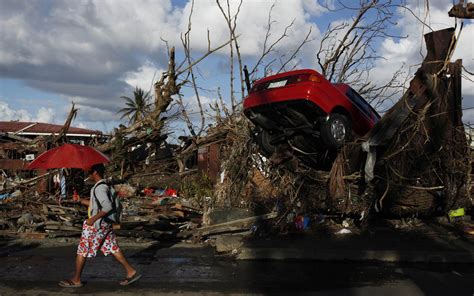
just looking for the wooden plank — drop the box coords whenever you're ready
[17,232,48,239]
[4,133,32,143]
[116,220,150,230]
[47,204,79,213]
[182,212,277,238]
[44,225,81,232]
[0,142,31,150]
[115,229,173,239]
[46,231,81,238]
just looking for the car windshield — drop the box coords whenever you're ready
[345,88,380,119]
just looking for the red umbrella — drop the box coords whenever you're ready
[27,143,110,170]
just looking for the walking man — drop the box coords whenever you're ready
[59,163,141,287]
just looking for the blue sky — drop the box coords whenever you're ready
[1,0,473,138]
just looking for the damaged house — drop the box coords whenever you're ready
[0,121,105,192]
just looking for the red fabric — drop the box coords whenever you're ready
[143,188,154,196]
[77,221,119,258]
[165,188,178,197]
[27,143,110,170]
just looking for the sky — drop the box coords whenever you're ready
[0,0,473,138]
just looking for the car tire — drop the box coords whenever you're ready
[320,113,351,149]
[255,130,277,157]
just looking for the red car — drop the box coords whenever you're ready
[243,69,380,167]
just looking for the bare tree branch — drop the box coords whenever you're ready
[277,26,313,73]
[181,0,206,135]
[316,0,407,107]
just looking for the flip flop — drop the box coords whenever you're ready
[119,272,142,286]
[58,279,83,288]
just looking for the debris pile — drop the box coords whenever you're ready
[0,191,86,239]
[0,185,202,240]
[328,28,471,218]
[1,22,473,242]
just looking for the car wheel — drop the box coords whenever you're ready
[320,113,351,149]
[255,130,277,157]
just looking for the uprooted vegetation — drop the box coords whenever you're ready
[1,1,473,241]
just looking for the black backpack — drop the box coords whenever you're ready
[93,180,122,224]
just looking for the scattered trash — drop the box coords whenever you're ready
[335,228,352,235]
[295,215,310,230]
[165,188,178,197]
[342,219,350,228]
[462,225,474,235]
[250,225,258,234]
[314,214,325,224]
[143,188,154,196]
[17,213,34,225]
[448,208,465,221]
[359,211,365,221]
[114,184,137,198]
[451,270,462,277]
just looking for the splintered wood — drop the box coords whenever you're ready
[0,193,202,240]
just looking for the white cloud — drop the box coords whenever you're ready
[178,0,322,56]
[369,0,474,115]
[35,107,56,123]
[0,101,32,121]
[184,94,216,114]
[122,61,164,92]
[69,103,120,132]
[75,122,88,129]
[0,101,56,123]
[0,0,323,125]
[0,1,177,113]
[3,0,471,132]
[303,0,331,15]
[75,104,118,122]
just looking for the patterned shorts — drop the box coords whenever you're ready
[77,220,120,258]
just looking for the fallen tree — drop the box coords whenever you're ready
[329,27,471,217]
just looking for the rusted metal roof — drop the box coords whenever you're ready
[0,159,29,170]
[0,121,102,135]
[197,143,221,183]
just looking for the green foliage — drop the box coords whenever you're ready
[118,87,151,124]
[179,174,214,208]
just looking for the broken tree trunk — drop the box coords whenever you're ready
[97,47,179,153]
[331,28,471,216]
[53,103,78,145]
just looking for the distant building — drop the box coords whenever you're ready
[0,121,105,171]
[0,121,106,193]
[0,121,103,144]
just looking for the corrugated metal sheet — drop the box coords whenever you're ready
[0,159,29,170]
[197,143,221,183]
[0,121,102,135]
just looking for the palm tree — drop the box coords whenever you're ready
[118,87,151,124]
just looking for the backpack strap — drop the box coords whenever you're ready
[92,180,114,224]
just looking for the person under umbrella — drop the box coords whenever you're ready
[27,143,111,171]
[26,143,109,205]
[58,163,141,287]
